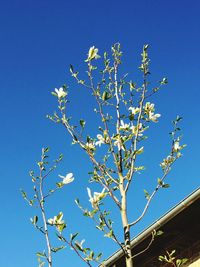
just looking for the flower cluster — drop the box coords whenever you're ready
[85,46,100,62]
[113,134,129,151]
[54,87,67,99]
[129,106,140,115]
[48,212,66,232]
[85,142,96,151]
[130,123,144,136]
[119,120,131,131]
[173,141,186,158]
[95,134,109,147]
[59,173,74,184]
[87,187,106,209]
[119,119,145,137]
[144,102,161,122]
[160,156,175,170]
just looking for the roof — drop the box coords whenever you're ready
[103,187,200,266]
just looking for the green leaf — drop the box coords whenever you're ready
[74,242,83,252]
[56,233,66,242]
[75,198,80,205]
[38,260,45,267]
[104,230,113,238]
[56,182,64,188]
[155,230,164,236]
[158,255,165,261]
[176,115,183,122]
[157,178,163,186]
[162,183,170,188]
[69,64,74,73]
[32,215,38,225]
[80,119,86,128]
[36,252,46,258]
[78,79,85,84]
[44,147,50,153]
[144,189,150,200]
[160,77,168,85]
[135,147,144,155]
[57,223,66,233]
[169,250,176,256]
[51,246,65,253]
[70,232,79,241]
[134,166,145,172]
[20,189,27,200]
[51,92,58,97]
[102,91,112,101]
[90,250,94,259]
[96,252,103,261]
[179,258,188,265]
[96,225,103,231]
[56,212,63,221]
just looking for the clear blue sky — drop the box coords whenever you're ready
[0,1,200,266]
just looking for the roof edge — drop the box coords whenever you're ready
[102,187,200,266]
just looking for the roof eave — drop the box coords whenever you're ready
[102,187,200,267]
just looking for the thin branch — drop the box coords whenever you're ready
[98,207,126,255]
[44,187,60,199]
[114,61,123,176]
[62,115,121,208]
[87,61,119,180]
[38,163,52,267]
[132,232,155,258]
[125,73,147,193]
[66,240,93,267]
[35,224,46,235]
[88,154,121,209]
[132,231,155,258]
[129,158,177,228]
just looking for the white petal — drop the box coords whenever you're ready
[87,187,92,200]
[63,177,74,184]
[58,174,65,179]
[66,173,74,179]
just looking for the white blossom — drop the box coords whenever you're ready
[48,212,64,226]
[55,87,67,98]
[149,111,161,122]
[87,187,106,209]
[173,141,183,152]
[95,134,105,147]
[59,173,74,184]
[128,106,140,115]
[85,142,95,150]
[119,120,130,131]
[144,102,155,112]
[85,46,100,62]
[160,156,174,169]
[144,102,161,122]
[113,138,125,151]
[95,134,109,146]
[113,134,126,151]
[130,123,144,136]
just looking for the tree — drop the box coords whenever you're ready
[22,44,185,267]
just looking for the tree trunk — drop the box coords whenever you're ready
[120,193,133,267]
[125,256,133,267]
[123,223,133,267]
